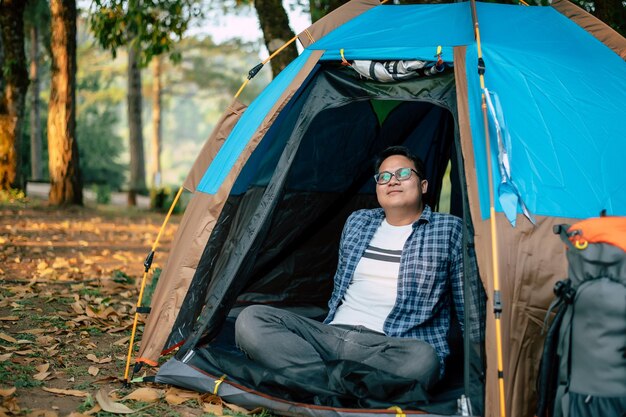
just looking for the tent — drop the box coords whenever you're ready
[130,1,626,416]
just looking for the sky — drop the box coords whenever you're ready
[201,5,311,45]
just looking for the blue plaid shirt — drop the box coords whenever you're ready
[324,205,466,376]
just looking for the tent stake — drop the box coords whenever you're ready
[471,0,507,415]
[122,186,184,386]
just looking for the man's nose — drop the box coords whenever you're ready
[388,175,401,185]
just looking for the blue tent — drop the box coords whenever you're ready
[135,1,626,417]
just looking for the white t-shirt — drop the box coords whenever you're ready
[330,219,413,333]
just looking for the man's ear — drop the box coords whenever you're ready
[421,179,429,194]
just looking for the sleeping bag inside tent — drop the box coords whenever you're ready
[131,0,626,416]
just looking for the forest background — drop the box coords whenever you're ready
[0,0,624,415]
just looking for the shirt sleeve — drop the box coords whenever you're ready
[450,219,483,342]
[324,211,357,322]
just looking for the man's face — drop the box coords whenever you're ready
[375,155,428,213]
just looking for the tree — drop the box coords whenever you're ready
[89,0,200,205]
[24,0,51,182]
[48,0,82,205]
[254,0,299,77]
[250,0,350,78]
[0,1,29,191]
[151,55,162,188]
[309,0,350,22]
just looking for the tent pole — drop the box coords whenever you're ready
[122,186,184,386]
[469,0,507,416]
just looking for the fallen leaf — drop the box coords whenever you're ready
[86,354,112,364]
[84,404,102,415]
[2,395,20,412]
[42,387,89,397]
[88,366,99,377]
[0,316,19,321]
[122,387,162,403]
[0,333,17,344]
[0,387,16,397]
[0,353,12,362]
[33,371,51,381]
[164,387,199,405]
[113,336,129,346]
[203,403,224,415]
[70,302,84,315]
[94,389,134,414]
[19,328,47,334]
[36,363,50,373]
[223,401,251,414]
[14,349,34,356]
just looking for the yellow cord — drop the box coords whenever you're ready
[387,406,406,417]
[213,375,227,395]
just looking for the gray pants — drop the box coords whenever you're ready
[234,305,440,389]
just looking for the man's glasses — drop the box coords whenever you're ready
[374,168,420,185]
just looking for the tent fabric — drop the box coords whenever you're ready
[551,0,626,58]
[156,358,454,417]
[196,49,320,195]
[135,2,626,417]
[297,0,381,48]
[465,3,626,222]
[183,100,246,192]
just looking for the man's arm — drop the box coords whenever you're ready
[450,219,483,342]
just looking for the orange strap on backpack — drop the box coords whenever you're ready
[567,217,626,252]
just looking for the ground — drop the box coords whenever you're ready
[0,197,256,417]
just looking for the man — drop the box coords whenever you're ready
[235,146,466,390]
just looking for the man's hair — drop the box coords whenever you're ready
[374,146,426,179]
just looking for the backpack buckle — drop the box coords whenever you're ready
[554,280,576,304]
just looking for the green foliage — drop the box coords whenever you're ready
[89,0,203,67]
[142,267,161,307]
[112,269,135,285]
[150,186,168,210]
[76,72,126,190]
[93,184,112,204]
[0,362,43,388]
[0,188,27,203]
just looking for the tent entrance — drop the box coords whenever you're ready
[160,65,485,414]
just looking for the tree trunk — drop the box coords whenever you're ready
[309,0,350,23]
[151,55,162,188]
[48,0,82,205]
[593,0,625,36]
[30,25,43,181]
[127,44,146,206]
[0,1,29,191]
[254,0,299,78]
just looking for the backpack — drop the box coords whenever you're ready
[536,216,626,417]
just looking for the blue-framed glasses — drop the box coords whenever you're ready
[374,168,420,185]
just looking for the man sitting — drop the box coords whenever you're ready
[235,145,469,390]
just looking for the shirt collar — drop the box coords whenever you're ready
[372,204,432,227]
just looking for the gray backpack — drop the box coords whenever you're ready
[536,217,626,417]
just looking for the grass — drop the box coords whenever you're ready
[0,362,43,388]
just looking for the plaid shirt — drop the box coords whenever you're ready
[324,205,466,376]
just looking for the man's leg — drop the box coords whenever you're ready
[337,326,441,389]
[234,305,342,371]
